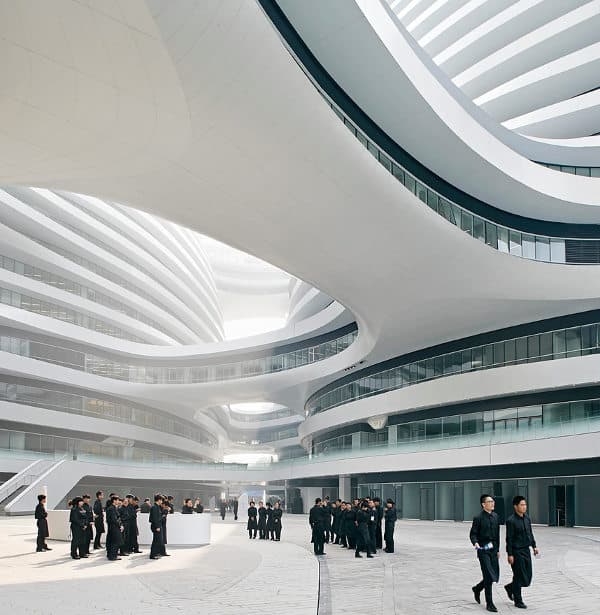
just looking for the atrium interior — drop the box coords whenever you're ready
[1,1,599,613]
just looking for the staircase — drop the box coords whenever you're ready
[0,458,58,515]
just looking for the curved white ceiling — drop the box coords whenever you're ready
[388,0,600,140]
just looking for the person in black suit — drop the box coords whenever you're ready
[160,497,170,556]
[247,501,258,539]
[232,499,239,520]
[384,498,398,553]
[140,498,151,513]
[322,496,332,543]
[309,498,326,555]
[470,494,500,613]
[81,494,93,555]
[149,494,163,560]
[182,498,194,513]
[272,501,283,541]
[127,494,142,554]
[367,499,378,554]
[93,491,104,549]
[355,500,373,558]
[34,494,51,552]
[504,496,539,609]
[69,497,88,559]
[220,499,227,520]
[373,496,384,549]
[106,495,123,561]
[257,501,267,539]
[265,502,274,540]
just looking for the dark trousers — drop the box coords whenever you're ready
[475,549,499,606]
[339,532,347,547]
[347,528,356,549]
[507,548,532,603]
[36,530,46,551]
[83,526,92,554]
[312,529,325,554]
[150,529,162,558]
[71,527,85,558]
[274,526,281,540]
[93,522,104,549]
[324,524,331,543]
[368,524,377,553]
[248,528,257,538]
[384,524,395,552]
[376,522,383,549]
[106,532,119,560]
[355,525,371,555]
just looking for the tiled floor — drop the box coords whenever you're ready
[2,515,599,614]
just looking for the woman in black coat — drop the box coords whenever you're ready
[247,501,258,539]
[272,501,283,541]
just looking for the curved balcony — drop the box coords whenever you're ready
[0,323,357,384]
[262,0,600,263]
[307,312,600,415]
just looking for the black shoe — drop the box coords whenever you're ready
[504,584,514,601]
[133,550,143,554]
[80,554,90,558]
[367,554,374,558]
[150,556,160,560]
[355,553,362,558]
[515,603,527,609]
[472,586,481,604]
[486,605,498,613]
[71,556,80,560]
[36,549,43,552]
[162,553,171,556]
[44,546,52,551]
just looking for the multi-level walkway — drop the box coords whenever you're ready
[2,514,598,614]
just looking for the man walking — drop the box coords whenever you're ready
[505,496,539,609]
[470,494,500,612]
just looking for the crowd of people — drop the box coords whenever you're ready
[34,488,540,609]
[308,496,397,557]
[34,491,208,561]
[246,500,283,540]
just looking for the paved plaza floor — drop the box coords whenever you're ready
[1,514,598,614]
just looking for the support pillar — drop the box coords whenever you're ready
[339,475,351,502]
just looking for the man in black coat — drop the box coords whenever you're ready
[140,498,151,513]
[470,494,500,613]
[93,491,105,550]
[355,500,374,558]
[232,499,239,520]
[149,494,163,559]
[69,497,88,559]
[309,498,326,555]
[346,500,359,549]
[126,494,142,553]
[106,496,123,561]
[367,499,378,554]
[82,494,93,555]
[118,497,132,556]
[272,501,283,541]
[504,496,539,609]
[384,498,398,553]
[160,498,170,556]
[247,501,258,539]
[220,499,227,520]
[322,496,332,543]
[34,494,51,552]
[373,496,384,549]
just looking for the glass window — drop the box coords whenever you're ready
[461,349,472,371]
[357,132,367,148]
[505,338,516,364]
[566,327,582,356]
[471,346,483,369]
[498,227,509,252]
[543,403,570,424]
[485,223,498,248]
[550,239,566,263]
[439,198,454,223]
[535,237,550,261]
[433,356,444,377]
[515,337,528,362]
[426,418,442,439]
[427,191,439,212]
[539,332,553,359]
[493,342,505,366]
[367,140,379,159]
[417,361,426,381]
[404,174,416,194]
[509,231,522,256]
[522,234,536,259]
[462,412,483,435]
[461,211,473,235]
[379,153,391,172]
[473,218,485,242]
[527,335,540,361]
[482,345,494,367]
[553,330,566,358]
[443,415,460,437]
[425,358,435,379]
[581,324,596,352]
[391,163,404,183]
[416,182,427,203]
[590,168,600,178]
